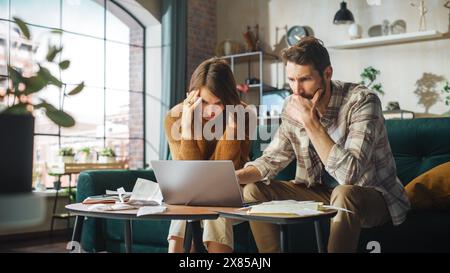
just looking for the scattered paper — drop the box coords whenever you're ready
[106,189,132,195]
[248,200,324,215]
[128,178,163,206]
[87,203,136,211]
[137,206,167,217]
[322,205,354,214]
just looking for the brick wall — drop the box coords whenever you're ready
[128,28,145,169]
[186,0,217,84]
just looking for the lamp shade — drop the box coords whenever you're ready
[333,1,355,24]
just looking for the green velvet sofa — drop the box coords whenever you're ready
[76,118,450,253]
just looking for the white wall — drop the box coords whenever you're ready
[217,0,450,116]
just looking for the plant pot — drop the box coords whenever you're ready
[99,156,116,163]
[77,153,92,163]
[0,113,34,194]
[59,156,74,163]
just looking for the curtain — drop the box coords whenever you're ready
[160,0,187,159]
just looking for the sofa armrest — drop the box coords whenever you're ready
[75,169,156,252]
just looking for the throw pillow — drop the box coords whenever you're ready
[404,162,450,210]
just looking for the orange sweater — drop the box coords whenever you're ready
[164,103,251,170]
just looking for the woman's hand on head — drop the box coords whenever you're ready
[181,90,202,139]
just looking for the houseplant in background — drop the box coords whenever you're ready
[0,17,84,231]
[99,147,116,163]
[0,17,84,194]
[360,66,384,96]
[442,81,450,116]
[59,147,75,163]
[442,81,450,106]
[77,147,92,163]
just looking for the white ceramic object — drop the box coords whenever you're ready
[99,156,116,164]
[223,40,232,55]
[348,23,362,39]
[61,156,74,163]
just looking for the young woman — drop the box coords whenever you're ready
[164,57,253,253]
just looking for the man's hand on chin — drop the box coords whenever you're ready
[285,90,323,129]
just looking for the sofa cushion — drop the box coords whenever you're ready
[385,118,450,185]
[405,162,450,210]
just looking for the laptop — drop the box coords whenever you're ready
[150,160,244,207]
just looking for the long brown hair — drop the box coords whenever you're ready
[188,57,241,106]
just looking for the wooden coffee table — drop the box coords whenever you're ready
[66,203,233,253]
[215,208,338,253]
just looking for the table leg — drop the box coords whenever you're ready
[124,220,133,253]
[279,224,289,253]
[183,221,193,253]
[191,221,206,253]
[314,220,325,253]
[71,215,84,243]
[184,220,206,253]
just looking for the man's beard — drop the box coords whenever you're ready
[300,77,327,101]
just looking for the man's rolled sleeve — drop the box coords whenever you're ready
[244,160,270,179]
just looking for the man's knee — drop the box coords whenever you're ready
[330,185,361,209]
[242,182,267,203]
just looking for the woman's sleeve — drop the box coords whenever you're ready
[164,112,204,160]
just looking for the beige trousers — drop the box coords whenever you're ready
[167,217,235,250]
[243,180,391,253]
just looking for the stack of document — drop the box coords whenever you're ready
[84,178,166,217]
[247,200,324,216]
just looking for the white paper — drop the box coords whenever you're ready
[247,200,324,215]
[106,189,132,195]
[128,178,163,206]
[322,205,354,214]
[137,206,167,217]
[87,203,135,211]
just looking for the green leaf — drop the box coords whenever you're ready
[23,76,47,94]
[68,82,84,96]
[13,17,30,40]
[45,107,75,127]
[51,29,62,35]
[46,45,63,62]
[8,66,23,84]
[59,60,70,70]
[4,103,29,114]
[38,66,62,87]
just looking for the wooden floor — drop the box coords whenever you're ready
[0,232,71,253]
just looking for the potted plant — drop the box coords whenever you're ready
[442,81,450,106]
[77,147,92,163]
[0,17,84,193]
[99,147,116,163]
[360,66,384,96]
[58,147,75,163]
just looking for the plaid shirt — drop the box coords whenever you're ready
[246,80,410,225]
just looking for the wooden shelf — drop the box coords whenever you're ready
[328,30,447,49]
[221,51,278,64]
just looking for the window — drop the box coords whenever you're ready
[0,0,145,188]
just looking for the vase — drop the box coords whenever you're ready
[348,23,362,39]
[99,156,116,164]
[223,40,232,56]
[0,113,34,194]
[77,153,92,163]
[59,156,74,163]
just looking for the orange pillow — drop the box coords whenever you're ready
[405,162,450,210]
